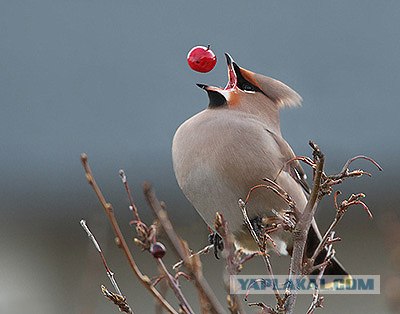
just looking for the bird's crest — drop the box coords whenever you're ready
[240,67,302,109]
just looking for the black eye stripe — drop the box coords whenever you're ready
[238,79,262,93]
[233,63,262,93]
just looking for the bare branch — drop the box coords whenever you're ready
[310,192,373,266]
[320,155,382,196]
[214,213,245,314]
[306,291,324,314]
[80,220,123,296]
[173,244,214,270]
[80,154,179,314]
[143,182,227,314]
[306,232,334,314]
[245,180,297,215]
[81,141,381,314]
[248,302,277,313]
[336,155,383,178]
[238,199,284,309]
[286,141,325,314]
[119,169,141,223]
[156,258,195,314]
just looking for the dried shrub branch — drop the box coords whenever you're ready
[143,183,227,314]
[238,199,284,312]
[80,140,381,314]
[285,141,325,313]
[236,141,381,313]
[81,153,179,314]
[80,219,133,313]
[214,213,245,314]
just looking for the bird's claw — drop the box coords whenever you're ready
[208,232,224,259]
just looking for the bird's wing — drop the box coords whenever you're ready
[265,128,311,196]
[262,128,338,268]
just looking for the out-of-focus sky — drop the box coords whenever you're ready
[1,1,398,313]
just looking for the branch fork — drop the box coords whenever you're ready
[80,139,381,314]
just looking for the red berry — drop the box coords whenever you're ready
[187,45,217,73]
[150,242,166,259]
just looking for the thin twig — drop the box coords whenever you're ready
[335,155,383,179]
[156,258,195,314]
[245,181,297,215]
[319,155,382,196]
[80,220,123,296]
[173,244,214,270]
[310,192,372,265]
[306,290,324,314]
[238,199,283,309]
[248,302,277,313]
[306,232,334,314]
[143,182,227,314]
[119,169,141,222]
[275,155,316,184]
[215,213,245,314]
[155,273,168,314]
[80,154,179,314]
[119,171,210,313]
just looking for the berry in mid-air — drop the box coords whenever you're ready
[187,45,217,73]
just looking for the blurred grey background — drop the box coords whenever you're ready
[1,1,399,313]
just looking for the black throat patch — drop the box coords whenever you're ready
[207,90,227,108]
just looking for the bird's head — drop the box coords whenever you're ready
[197,53,302,113]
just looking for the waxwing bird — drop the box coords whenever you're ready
[172,53,348,277]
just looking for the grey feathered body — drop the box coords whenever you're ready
[172,107,307,253]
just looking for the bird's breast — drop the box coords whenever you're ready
[172,110,293,233]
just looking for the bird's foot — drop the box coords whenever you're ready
[208,232,224,259]
[249,216,264,237]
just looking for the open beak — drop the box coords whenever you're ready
[224,53,237,90]
[196,83,221,93]
[196,52,238,92]
[195,53,239,107]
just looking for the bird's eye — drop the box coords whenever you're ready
[242,83,255,92]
